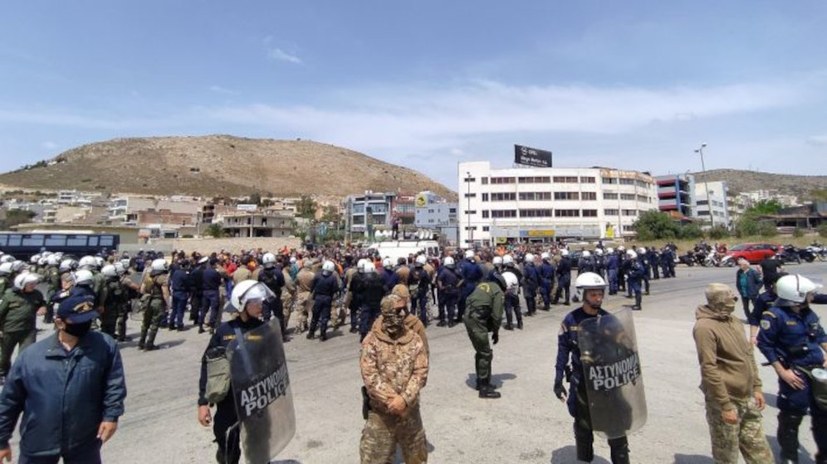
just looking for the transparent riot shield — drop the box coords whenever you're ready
[577,307,647,439]
[227,319,296,463]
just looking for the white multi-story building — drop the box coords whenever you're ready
[458,161,658,246]
[694,181,731,228]
[414,191,458,245]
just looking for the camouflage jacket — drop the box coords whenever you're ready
[360,325,428,415]
[296,269,315,293]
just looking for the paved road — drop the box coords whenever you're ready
[14,263,827,463]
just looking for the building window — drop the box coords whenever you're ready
[482,226,490,232]
[518,176,551,184]
[466,210,477,215]
[602,177,617,184]
[603,192,618,200]
[554,192,579,200]
[491,210,517,218]
[582,209,598,217]
[553,176,579,183]
[619,178,635,185]
[622,225,636,231]
[620,193,636,201]
[465,226,477,231]
[449,208,457,213]
[519,192,552,201]
[491,192,516,201]
[697,200,709,206]
[464,193,476,198]
[490,177,516,184]
[637,195,649,203]
[622,209,637,216]
[580,176,596,183]
[555,209,580,217]
[482,210,490,218]
[519,209,553,217]
[604,209,619,216]
[581,192,597,201]
[464,177,476,183]
[481,177,488,185]
[482,193,489,202]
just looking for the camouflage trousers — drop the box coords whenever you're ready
[360,406,427,464]
[291,292,313,333]
[704,396,773,464]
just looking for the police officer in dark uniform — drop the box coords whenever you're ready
[757,274,827,464]
[357,261,386,342]
[539,252,556,311]
[258,253,285,330]
[168,259,191,331]
[457,250,483,323]
[189,256,206,324]
[201,258,223,334]
[555,272,631,464]
[409,255,431,326]
[647,247,660,280]
[605,248,619,295]
[553,250,572,306]
[436,256,460,327]
[522,253,539,317]
[307,260,339,341]
[502,255,524,330]
[626,250,645,311]
[197,280,270,464]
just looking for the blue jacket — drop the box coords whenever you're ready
[757,305,827,368]
[0,332,126,457]
[382,268,399,294]
[735,268,762,299]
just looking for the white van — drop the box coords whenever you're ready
[369,240,441,263]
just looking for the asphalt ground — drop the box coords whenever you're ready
[9,262,827,464]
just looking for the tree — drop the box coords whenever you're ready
[205,223,225,238]
[248,192,262,206]
[320,205,340,223]
[296,195,317,219]
[0,209,36,230]
[745,199,782,216]
[632,211,680,240]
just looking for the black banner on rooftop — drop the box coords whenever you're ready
[514,144,552,167]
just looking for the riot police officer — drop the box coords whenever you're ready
[554,272,632,464]
[409,255,431,326]
[553,250,572,306]
[307,260,339,341]
[436,256,460,327]
[539,252,555,311]
[757,274,827,464]
[457,250,483,322]
[522,253,539,317]
[626,250,645,311]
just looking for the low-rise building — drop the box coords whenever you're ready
[221,211,293,238]
[414,191,458,245]
[344,191,396,238]
[655,174,695,219]
[694,181,731,228]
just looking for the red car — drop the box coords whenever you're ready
[726,243,780,264]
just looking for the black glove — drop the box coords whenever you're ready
[492,330,499,345]
[554,382,567,400]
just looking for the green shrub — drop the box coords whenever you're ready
[792,227,805,238]
[818,224,827,238]
[706,225,730,240]
[757,220,778,237]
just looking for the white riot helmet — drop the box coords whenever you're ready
[637,247,646,255]
[14,272,41,290]
[415,255,427,267]
[120,258,131,269]
[776,274,823,304]
[363,261,376,273]
[626,250,638,260]
[575,272,607,293]
[322,260,335,275]
[524,253,535,264]
[11,260,27,273]
[74,269,94,286]
[618,246,626,252]
[150,258,168,273]
[492,256,503,266]
[503,271,519,293]
[503,255,514,266]
[78,256,97,270]
[443,256,455,268]
[59,259,78,273]
[289,256,297,264]
[38,256,48,267]
[95,256,105,268]
[101,264,118,278]
[0,255,13,264]
[0,262,12,276]
[229,280,275,312]
[594,248,604,256]
[382,257,393,268]
[541,252,550,261]
[262,252,277,268]
[464,250,475,260]
[560,249,569,257]
[47,255,61,266]
[357,258,368,273]
[582,250,591,258]
[606,247,614,254]
[30,254,41,264]
[113,262,126,276]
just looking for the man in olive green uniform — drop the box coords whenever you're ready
[0,273,46,384]
[139,260,170,351]
[293,260,316,334]
[101,265,125,338]
[360,294,429,464]
[463,273,506,399]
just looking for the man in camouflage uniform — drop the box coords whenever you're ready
[138,260,170,351]
[693,283,773,464]
[360,294,428,464]
[293,260,316,334]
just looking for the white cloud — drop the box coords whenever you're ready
[41,141,58,150]
[267,48,302,64]
[209,85,239,95]
[806,135,827,146]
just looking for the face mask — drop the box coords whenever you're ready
[382,309,407,337]
[63,321,93,338]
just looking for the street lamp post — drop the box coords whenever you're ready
[695,143,714,228]
[466,171,473,246]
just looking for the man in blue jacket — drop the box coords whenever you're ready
[735,258,762,321]
[0,293,126,463]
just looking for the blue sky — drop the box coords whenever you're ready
[1,1,826,189]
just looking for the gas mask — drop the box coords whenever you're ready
[64,321,93,338]
[380,295,408,338]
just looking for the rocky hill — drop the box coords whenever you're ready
[692,169,827,200]
[0,135,455,199]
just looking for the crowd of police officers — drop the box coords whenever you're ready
[0,240,825,463]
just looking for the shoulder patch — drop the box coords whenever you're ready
[760,320,771,330]
[761,311,776,319]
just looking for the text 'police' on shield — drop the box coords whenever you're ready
[239,364,290,418]
[588,353,640,391]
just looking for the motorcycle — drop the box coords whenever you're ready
[778,245,802,265]
[807,242,827,262]
[719,255,736,267]
[678,251,696,267]
[703,252,722,267]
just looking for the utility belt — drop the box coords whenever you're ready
[796,365,827,411]
[470,306,492,320]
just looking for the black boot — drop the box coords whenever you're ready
[574,423,594,463]
[517,320,523,330]
[475,378,500,391]
[504,324,514,331]
[477,379,501,399]
[778,412,803,463]
[306,331,316,340]
[144,329,159,351]
[634,294,642,310]
[138,329,148,350]
[609,436,630,464]
[198,325,205,334]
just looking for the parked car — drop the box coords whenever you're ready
[726,243,780,264]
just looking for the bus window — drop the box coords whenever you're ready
[0,235,6,246]
[88,236,99,246]
[7,235,22,246]
[67,236,88,247]
[45,235,67,247]
[22,235,44,247]
[100,236,114,247]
